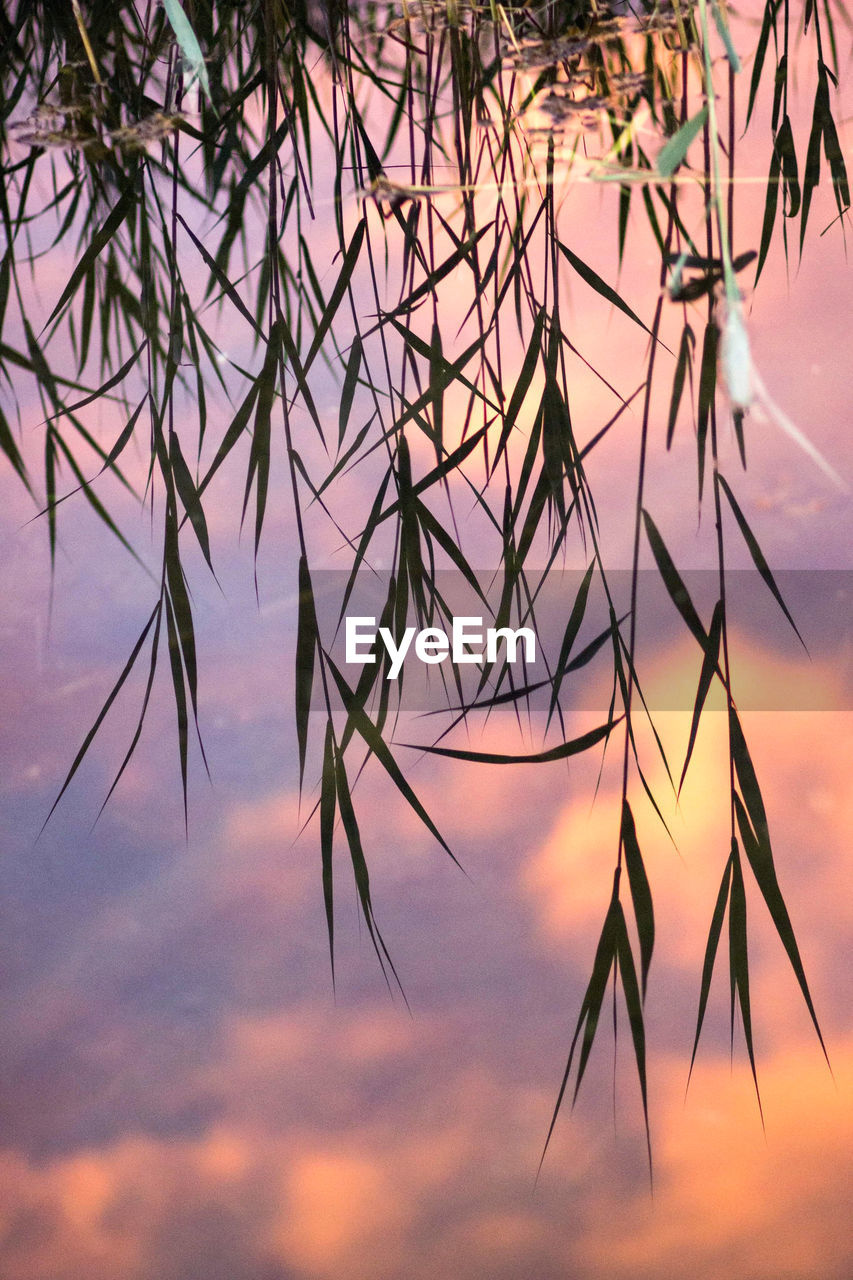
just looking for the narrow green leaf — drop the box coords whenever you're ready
[374,421,490,525]
[697,321,718,501]
[241,322,281,556]
[338,336,362,449]
[41,342,146,427]
[43,188,134,332]
[171,431,213,572]
[163,515,204,770]
[295,554,318,791]
[278,311,325,444]
[429,321,444,462]
[667,324,694,449]
[162,0,214,106]
[320,720,336,983]
[197,378,261,499]
[177,213,263,337]
[0,403,28,488]
[316,420,372,497]
[621,800,655,1000]
[799,87,824,253]
[414,501,489,606]
[304,220,366,372]
[383,224,493,320]
[402,717,619,766]
[688,851,733,1082]
[657,107,708,178]
[541,894,620,1167]
[558,241,652,337]
[821,108,850,213]
[572,898,620,1101]
[332,744,403,994]
[40,603,160,832]
[326,656,459,867]
[613,901,652,1175]
[547,562,595,730]
[382,315,498,418]
[746,2,779,128]
[771,53,787,134]
[491,306,546,476]
[339,576,397,755]
[728,706,770,848]
[755,143,782,283]
[775,116,801,218]
[733,792,828,1063]
[49,430,147,573]
[711,0,742,72]
[718,473,805,647]
[679,598,723,794]
[729,841,762,1112]
[642,510,707,648]
[164,590,191,827]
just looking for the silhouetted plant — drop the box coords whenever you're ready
[1,0,847,1168]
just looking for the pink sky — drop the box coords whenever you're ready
[1,6,852,1277]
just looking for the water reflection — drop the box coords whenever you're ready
[1,4,853,1278]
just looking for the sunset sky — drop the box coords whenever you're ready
[1,4,852,1277]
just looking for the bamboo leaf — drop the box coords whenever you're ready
[279,310,325,443]
[326,656,460,868]
[0,403,29,489]
[688,851,733,1082]
[679,598,723,794]
[728,706,770,849]
[746,2,779,129]
[333,743,403,993]
[542,895,620,1166]
[492,306,546,476]
[41,342,146,427]
[382,224,493,320]
[374,421,490,525]
[546,562,595,730]
[667,324,694,449]
[613,900,652,1174]
[621,800,655,1000]
[729,841,762,1112]
[642,510,707,648]
[162,0,214,106]
[177,213,264,337]
[164,590,191,827]
[710,0,742,70]
[171,430,213,572]
[401,718,620,766]
[414,501,489,606]
[304,219,366,372]
[733,792,828,1062]
[241,321,281,556]
[657,107,708,178]
[697,321,718,501]
[40,603,160,832]
[776,116,801,218]
[558,241,652,337]
[717,473,805,647]
[43,187,135,332]
[320,720,336,983]
[296,554,318,791]
[799,86,824,253]
[198,378,261,499]
[338,336,363,449]
[755,142,782,283]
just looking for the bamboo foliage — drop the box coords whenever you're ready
[1,0,848,1166]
